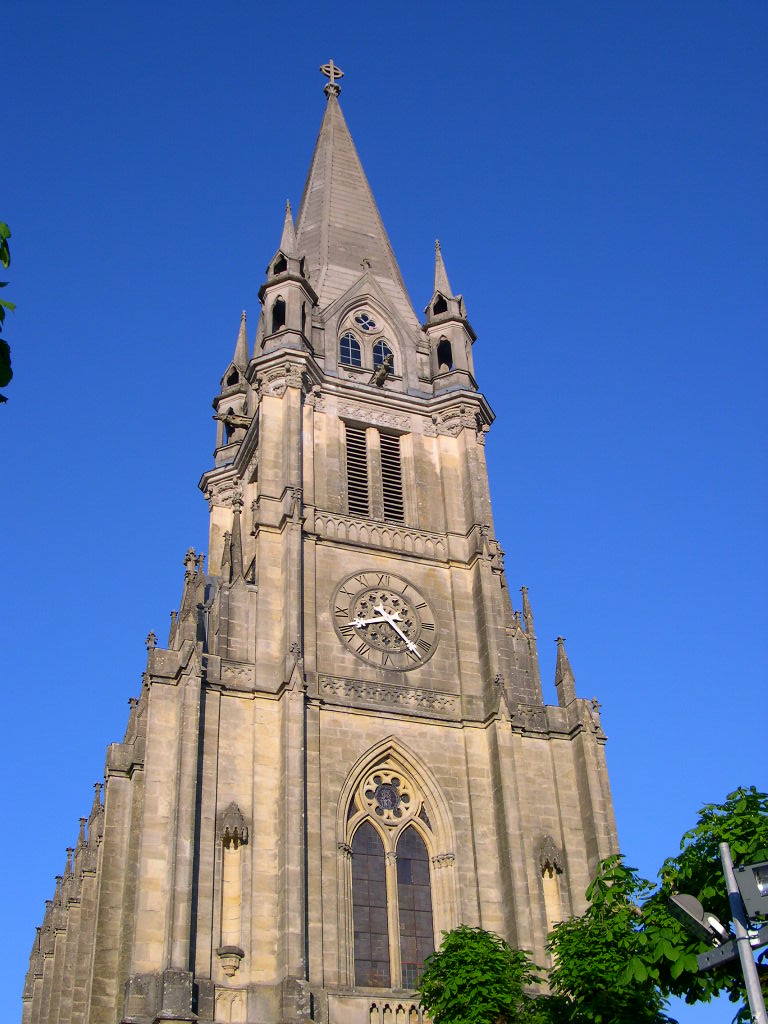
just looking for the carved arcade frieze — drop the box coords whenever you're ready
[318,674,459,716]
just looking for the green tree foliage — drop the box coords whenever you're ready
[644,786,768,1017]
[418,925,547,1024]
[545,856,675,1024]
[418,788,766,1024]
[0,221,14,403]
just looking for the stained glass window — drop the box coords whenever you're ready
[340,332,362,367]
[352,822,391,987]
[396,827,434,988]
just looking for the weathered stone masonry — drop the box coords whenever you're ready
[22,69,618,1024]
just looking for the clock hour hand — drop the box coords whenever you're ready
[373,604,421,658]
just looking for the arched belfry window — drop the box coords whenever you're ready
[271,296,286,333]
[273,254,287,276]
[337,745,458,991]
[373,339,394,374]
[432,295,448,316]
[436,337,453,371]
[340,331,362,367]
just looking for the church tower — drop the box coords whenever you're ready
[22,65,618,1024]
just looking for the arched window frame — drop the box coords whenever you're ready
[336,304,403,376]
[271,295,286,333]
[339,330,363,367]
[336,741,459,990]
[373,338,395,374]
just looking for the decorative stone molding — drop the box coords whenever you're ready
[216,802,249,846]
[337,841,353,858]
[431,852,456,868]
[259,360,307,398]
[538,835,563,876]
[313,511,447,561]
[204,476,239,511]
[319,675,459,716]
[368,1001,426,1024]
[220,662,256,687]
[515,703,548,733]
[430,404,480,437]
[216,944,244,977]
[305,384,324,410]
[338,400,410,431]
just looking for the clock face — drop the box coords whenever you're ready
[332,571,438,671]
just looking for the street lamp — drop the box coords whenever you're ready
[669,844,768,1024]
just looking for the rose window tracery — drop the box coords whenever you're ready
[358,767,414,826]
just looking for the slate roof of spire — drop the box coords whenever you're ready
[295,93,420,330]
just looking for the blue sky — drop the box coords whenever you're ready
[3,2,766,1019]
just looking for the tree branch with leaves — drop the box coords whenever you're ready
[0,221,14,403]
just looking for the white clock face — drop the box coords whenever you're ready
[332,571,438,671]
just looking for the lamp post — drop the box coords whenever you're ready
[669,843,767,1024]
[719,843,767,1024]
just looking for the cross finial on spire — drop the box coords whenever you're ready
[320,59,344,98]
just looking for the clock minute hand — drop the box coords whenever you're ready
[373,605,421,658]
[348,614,389,628]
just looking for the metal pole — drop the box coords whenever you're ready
[719,842,768,1024]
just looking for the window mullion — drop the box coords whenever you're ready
[368,427,384,520]
[385,848,402,989]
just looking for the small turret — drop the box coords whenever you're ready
[554,636,577,707]
[214,311,252,456]
[258,200,317,356]
[423,240,477,392]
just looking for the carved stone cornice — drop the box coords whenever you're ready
[312,511,447,561]
[337,400,410,431]
[318,674,459,717]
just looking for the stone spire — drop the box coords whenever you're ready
[295,84,419,328]
[278,200,298,258]
[554,636,577,706]
[233,310,249,371]
[434,239,454,298]
[521,585,535,634]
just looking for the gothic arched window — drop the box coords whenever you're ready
[340,753,455,991]
[340,331,362,367]
[352,822,391,987]
[396,827,435,988]
[373,339,394,373]
[437,337,453,371]
[271,296,286,333]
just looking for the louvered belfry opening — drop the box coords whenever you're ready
[380,432,404,523]
[345,423,370,517]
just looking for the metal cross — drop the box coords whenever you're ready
[320,59,344,96]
